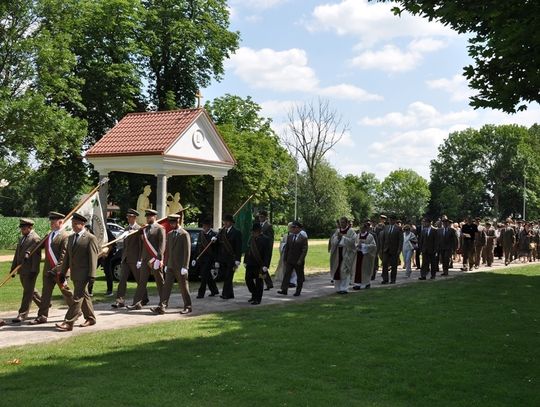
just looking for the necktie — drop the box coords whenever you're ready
[73,233,79,247]
[427,228,430,237]
[21,236,27,245]
[390,225,393,234]
[51,231,56,242]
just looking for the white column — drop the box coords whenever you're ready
[213,176,223,229]
[99,172,109,222]
[156,174,168,218]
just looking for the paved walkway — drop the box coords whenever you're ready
[0,258,530,349]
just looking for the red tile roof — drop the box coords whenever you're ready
[86,108,204,157]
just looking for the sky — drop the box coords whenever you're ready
[203,0,540,181]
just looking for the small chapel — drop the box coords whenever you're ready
[85,108,236,228]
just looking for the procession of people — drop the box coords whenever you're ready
[1,206,534,331]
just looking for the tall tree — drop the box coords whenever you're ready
[205,95,295,214]
[298,160,351,236]
[429,124,540,220]
[378,169,430,222]
[344,172,380,224]
[378,0,540,113]
[284,98,349,209]
[143,0,240,110]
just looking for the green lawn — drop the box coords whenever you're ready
[0,240,330,312]
[0,267,538,406]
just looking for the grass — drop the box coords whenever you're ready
[0,240,330,312]
[0,267,538,406]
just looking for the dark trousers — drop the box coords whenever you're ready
[38,272,73,318]
[421,252,438,278]
[198,261,219,297]
[439,249,452,274]
[245,266,264,302]
[159,269,191,309]
[132,262,164,307]
[415,250,421,269]
[103,260,114,293]
[382,252,398,282]
[462,240,475,269]
[116,261,148,303]
[281,262,304,294]
[65,279,95,325]
[18,273,41,318]
[220,262,236,298]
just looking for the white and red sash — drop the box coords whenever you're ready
[45,232,59,268]
[142,227,159,264]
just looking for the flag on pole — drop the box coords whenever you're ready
[234,201,253,254]
[62,191,109,246]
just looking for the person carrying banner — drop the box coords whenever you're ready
[216,214,242,299]
[111,209,146,308]
[31,212,74,325]
[55,213,100,331]
[194,218,219,298]
[151,213,192,315]
[244,222,271,305]
[128,209,166,310]
[10,218,42,323]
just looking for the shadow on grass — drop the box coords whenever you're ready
[0,272,539,407]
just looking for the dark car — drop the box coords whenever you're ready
[110,227,203,282]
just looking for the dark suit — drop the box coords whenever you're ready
[502,227,515,265]
[216,226,242,299]
[438,226,458,274]
[461,223,477,270]
[60,230,99,325]
[132,222,166,307]
[280,233,308,294]
[11,230,42,319]
[38,230,74,318]
[420,226,439,278]
[115,223,146,304]
[159,227,191,309]
[196,229,219,297]
[474,227,487,267]
[260,221,275,289]
[371,223,385,279]
[244,234,271,303]
[379,224,403,283]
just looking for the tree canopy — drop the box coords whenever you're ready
[378,0,540,113]
[429,124,540,220]
[378,169,430,222]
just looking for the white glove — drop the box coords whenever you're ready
[191,260,196,267]
[181,268,188,276]
[136,261,142,269]
[153,259,161,270]
[211,236,217,242]
[214,262,220,269]
[235,261,240,267]
[262,266,268,272]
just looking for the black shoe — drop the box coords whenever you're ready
[111,302,125,309]
[293,292,301,297]
[289,283,296,288]
[277,290,287,295]
[264,287,271,291]
[251,301,260,305]
[365,284,370,289]
[248,298,255,303]
[418,277,426,280]
[390,281,396,284]
[352,285,361,291]
[126,304,142,310]
[141,299,149,306]
[196,295,204,299]
[381,281,389,285]
[430,276,436,280]
[209,292,219,297]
